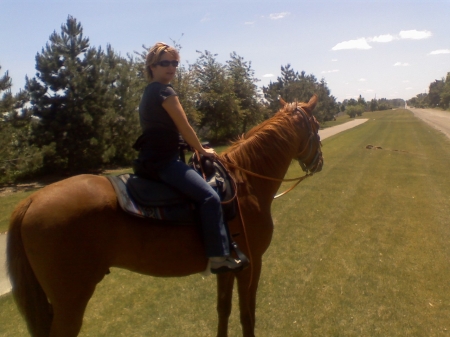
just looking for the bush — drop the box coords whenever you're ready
[346,105,365,118]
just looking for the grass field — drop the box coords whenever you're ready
[1,109,450,336]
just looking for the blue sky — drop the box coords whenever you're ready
[1,0,449,102]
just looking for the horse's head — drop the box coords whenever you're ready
[280,95,323,174]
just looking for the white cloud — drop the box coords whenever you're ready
[201,13,211,22]
[399,30,432,40]
[358,78,367,82]
[371,34,396,43]
[263,74,275,78]
[244,21,255,25]
[322,69,339,74]
[406,87,414,90]
[331,59,338,62]
[428,49,450,55]
[332,38,372,51]
[394,62,410,66]
[269,12,290,20]
[332,29,432,52]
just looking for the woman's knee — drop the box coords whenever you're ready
[203,190,222,208]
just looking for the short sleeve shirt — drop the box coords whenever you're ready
[138,82,180,162]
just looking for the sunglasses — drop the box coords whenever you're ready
[155,60,179,67]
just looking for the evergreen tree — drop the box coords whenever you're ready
[193,50,239,142]
[226,52,262,133]
[0,65,42,183]
[262,64,338,122]
[101,46,142,166]
[27,16,116,173]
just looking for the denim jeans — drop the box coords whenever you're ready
[156,157,230,257]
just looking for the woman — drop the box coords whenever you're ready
[134,42,247,274]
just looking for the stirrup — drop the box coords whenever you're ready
[210,241,250,274]
[210,256,249,274]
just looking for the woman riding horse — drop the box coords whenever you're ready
[132,42,247,274]
[7,70,323,336]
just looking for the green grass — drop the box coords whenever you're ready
[0,190,37,234]
[2,109,450,336]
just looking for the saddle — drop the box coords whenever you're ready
[107,153,249,270]
[107,153,237,223]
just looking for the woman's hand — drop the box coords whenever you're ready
[201,147,217,159]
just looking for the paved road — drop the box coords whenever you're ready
[0,118,370,297]
[319,118,368,140]
[408,107,450,138]
[0,234,10,296]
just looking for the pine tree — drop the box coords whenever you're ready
[263,65,338,122]
[226,52,262,134]
[27,16,115,173]
[193,50,240,142]
[102,46,142,166]
[0,65,41,182]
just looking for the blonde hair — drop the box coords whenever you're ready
[144,42,180,81]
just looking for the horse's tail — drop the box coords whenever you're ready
[6,197,53,337]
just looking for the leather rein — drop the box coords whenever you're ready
[218,106,322,199]
[193,106,321,286]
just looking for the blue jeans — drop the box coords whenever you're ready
[156,157,230,257]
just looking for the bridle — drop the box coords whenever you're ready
[219,105,322,199]
[294,106,322,175]
[194,105,322,283]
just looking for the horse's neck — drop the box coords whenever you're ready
[225,136,298,204]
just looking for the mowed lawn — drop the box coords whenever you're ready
[1,109,450,336]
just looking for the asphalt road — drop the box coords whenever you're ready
[0,118,370,297]
[408,107,450,139]
[0,234,9,296]
[319,118,368,140]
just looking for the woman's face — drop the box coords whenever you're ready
[150,53,179,84]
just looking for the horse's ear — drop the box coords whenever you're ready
[302,94,318,114]
[278,96,287,107]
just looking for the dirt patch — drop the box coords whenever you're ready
[0,183,46,198]
[0,174,70,198]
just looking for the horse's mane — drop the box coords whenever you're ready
[221,103,305,176]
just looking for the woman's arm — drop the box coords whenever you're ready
[162,95,215,156]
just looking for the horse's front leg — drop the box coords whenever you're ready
[216,272,235,337]
[236,257,262,337]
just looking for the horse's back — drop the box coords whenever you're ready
[17,174,207,280]
[16,175,117,292]
[25,174,116,216]
[20,174,118,253]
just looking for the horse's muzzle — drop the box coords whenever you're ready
[312,156,323,173]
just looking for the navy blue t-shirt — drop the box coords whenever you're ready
[137,82,180,165]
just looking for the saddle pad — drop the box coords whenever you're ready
[126,173,189,206]
[107,174,197,222]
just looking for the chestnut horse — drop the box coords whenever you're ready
[7,95,322,337]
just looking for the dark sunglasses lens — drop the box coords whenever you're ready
[159,60,179,67]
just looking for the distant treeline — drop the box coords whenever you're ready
[335,96,405,118]
[0,16,411,183]
[407,73,450,109]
